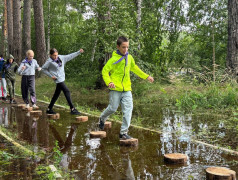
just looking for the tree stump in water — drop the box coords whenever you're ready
[17,104,25,109]
[120,138,138,147]
[164,153,188,164]
[24,107,33,112]
[90,131,106,138]
[33,106,39,110]
[104,121,112,129]
[30,110,42,116]
[75,116,88,122]
[206,167,236,180]
[47,113,60,120]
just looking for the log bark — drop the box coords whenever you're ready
[6,0,13,55]
[13,0,22,63]
[33,0,46,66]
[227,0,238,75]
[22,0,32,56]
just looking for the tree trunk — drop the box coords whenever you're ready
[227,0,238,74]
[1,0,8,56]
[6,0,13,56]
[47,0,51,56]
[13,0,22,63]
[33,0,46,66]
[136,0,142,51]
[95,0,111,89]
[22,0,32,56]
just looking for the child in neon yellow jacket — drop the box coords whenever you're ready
[99,36,154,140]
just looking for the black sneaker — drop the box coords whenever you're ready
[2,97,7,102]
[46,109,56,114]
[10,99,17,104]
[119,134,133,140]
[71,108,80,115]
[98,118,104,130]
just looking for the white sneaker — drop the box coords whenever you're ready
[33,104,38,108]
[26,104,30,108]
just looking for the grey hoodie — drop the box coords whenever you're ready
[42,51,81,83]
[18,59,40,75]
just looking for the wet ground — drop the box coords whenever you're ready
[0,98,238,179]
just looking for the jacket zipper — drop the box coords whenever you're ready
[121,61,126,92]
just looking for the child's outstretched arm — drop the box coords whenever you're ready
[61,49,84,63]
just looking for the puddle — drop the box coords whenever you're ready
[0,100,237,179]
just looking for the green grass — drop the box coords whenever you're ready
[15,74,238,115]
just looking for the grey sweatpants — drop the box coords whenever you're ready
[100,91,133,135]
[21,75,36,104]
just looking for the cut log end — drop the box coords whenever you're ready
[76,116,88,122]
[47,113,60,120]
[30,110,42,116]
[104,121,112,129]
[24,107,33,112]
[164,153,188,164]
[90,131,106,138]
[120,138,138,147]
[206,167,236,180]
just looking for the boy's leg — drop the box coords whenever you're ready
[28,76,36,105]
[6,78,13,100]
[12,79,15,99]
[21,76,29,104]
[0,80,2,99]
[2,78,7,98]
[120,91,133,135]
[48,83,62,110]
[100,91,121,123]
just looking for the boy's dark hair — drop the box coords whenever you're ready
[0,55,2,58]
[50,48,58,55]
[117,36,128,46]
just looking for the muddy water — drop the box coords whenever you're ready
[0,101,238,179]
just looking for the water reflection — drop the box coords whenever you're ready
[0,107,8,127]
[0,102,237,179]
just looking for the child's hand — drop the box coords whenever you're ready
[79,49,84,53]
[108,82,115,88]
[22,66,26,70]
[52,76,57,80]
[147,76,154,83]
[38,67,42,71]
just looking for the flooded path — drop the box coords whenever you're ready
[0,99,237,179]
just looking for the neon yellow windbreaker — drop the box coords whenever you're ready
[102,51,149,91]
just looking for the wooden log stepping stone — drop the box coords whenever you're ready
[30,110,42,116]
[47,113,60,120]
[164,153,188,164]
[24,107,33,112]
[90,131,106,138]
[33,106,40,110]
[17,104,26,109]
[120,138,138,147]
[104,121,112,129]
[75,116,88,122]
[206,167,236,180]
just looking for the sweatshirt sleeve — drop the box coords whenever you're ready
[42,60,53,77]
[130,57,149,79]
[102,58,113,86]
[17,62,24,75]
[34,60,40,69]
[60,51,81,64]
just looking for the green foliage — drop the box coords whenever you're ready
[175,83,238,110]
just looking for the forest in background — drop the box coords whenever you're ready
[0,0,229,89]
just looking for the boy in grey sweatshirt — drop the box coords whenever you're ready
[18,50,41,108]
[42,48,84,115]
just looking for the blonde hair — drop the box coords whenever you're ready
[26,50,34,56]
